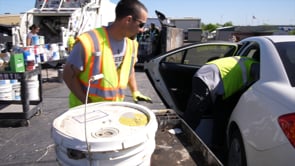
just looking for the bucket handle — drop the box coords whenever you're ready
[108,143,145,161]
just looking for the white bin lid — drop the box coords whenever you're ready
[52,102,158,152]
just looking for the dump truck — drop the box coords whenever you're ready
[12,0,116,49]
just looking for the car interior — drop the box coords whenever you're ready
[158,44,238,114]
[156,42,261,152]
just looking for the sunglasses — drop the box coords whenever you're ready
[134,18,145,28]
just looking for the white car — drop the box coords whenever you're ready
[144,35,295,166]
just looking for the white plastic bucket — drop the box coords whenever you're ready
[28,80,39,100]
[52,102,158,166]
[28,75,38,81]
[51,51,60,60]
[50,43,60,60]
[0,84,12,100]
[12,82,21,100]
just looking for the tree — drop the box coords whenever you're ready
[289,29,295,35]
[201,21,234,32]
[202,23,219,32]
[223,21,233,27]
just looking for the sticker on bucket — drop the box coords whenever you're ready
[72,109,108,123]
[119,112,148,126]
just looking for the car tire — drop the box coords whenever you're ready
[228,129,247,166]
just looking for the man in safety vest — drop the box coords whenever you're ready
[183,56,259,129]
[63,0,152,108]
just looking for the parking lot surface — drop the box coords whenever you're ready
[0,68,165,166]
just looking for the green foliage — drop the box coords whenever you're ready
[289,30,295,35]
[201,21,234,32]
[223,21,233,27]
[202,23,219,32]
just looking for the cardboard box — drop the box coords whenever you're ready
[10,53,25,72]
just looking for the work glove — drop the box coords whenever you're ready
[132,91,152,103]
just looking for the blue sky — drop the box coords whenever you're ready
[0,0,294,25]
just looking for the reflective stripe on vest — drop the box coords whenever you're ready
[233,56,247,85]
[70,27,136,107]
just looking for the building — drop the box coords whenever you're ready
[169,17,201,40]
[170,17,201,30]
[0,14,22,26]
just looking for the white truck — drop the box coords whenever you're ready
[13,0,116,49]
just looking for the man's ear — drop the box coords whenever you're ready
[126,15,133,23]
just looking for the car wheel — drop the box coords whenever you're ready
[228,129,246,166]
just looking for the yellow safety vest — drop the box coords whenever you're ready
[208,56,257,99]
[69,27,137,108]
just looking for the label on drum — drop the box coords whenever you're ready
[72,109,108,123]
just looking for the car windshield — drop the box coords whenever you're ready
[275,41,295,87]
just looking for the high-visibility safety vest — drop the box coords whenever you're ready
[69,27,137,108]
[207,56,258,99]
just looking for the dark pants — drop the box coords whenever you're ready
[183,77,212,129]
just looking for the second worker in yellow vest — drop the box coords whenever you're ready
[183,56,259,129]
[63,0,152,108]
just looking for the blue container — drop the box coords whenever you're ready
[23,50,30,62]
[32,36,39,45]
[10,80,18,84]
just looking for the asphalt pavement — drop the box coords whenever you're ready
[0,67,166,166]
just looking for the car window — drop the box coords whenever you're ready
[164,51,184,63]
[276,42,295,86]
[238,42,260,61]
[163,44,237,66]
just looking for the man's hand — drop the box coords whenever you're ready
[132,91,152,103]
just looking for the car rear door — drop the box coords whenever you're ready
[144,42,238,116]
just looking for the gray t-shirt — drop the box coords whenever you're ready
[196,64,224,101]
[27,32,38,45]
[67,33,126,71]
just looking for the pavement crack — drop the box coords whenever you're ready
[36,144,55,162]
[0,130,27,146]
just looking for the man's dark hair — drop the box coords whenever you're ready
[115,0,148,20]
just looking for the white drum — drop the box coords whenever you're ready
[51,102,158,166]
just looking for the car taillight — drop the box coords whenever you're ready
[278,113,295,148]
